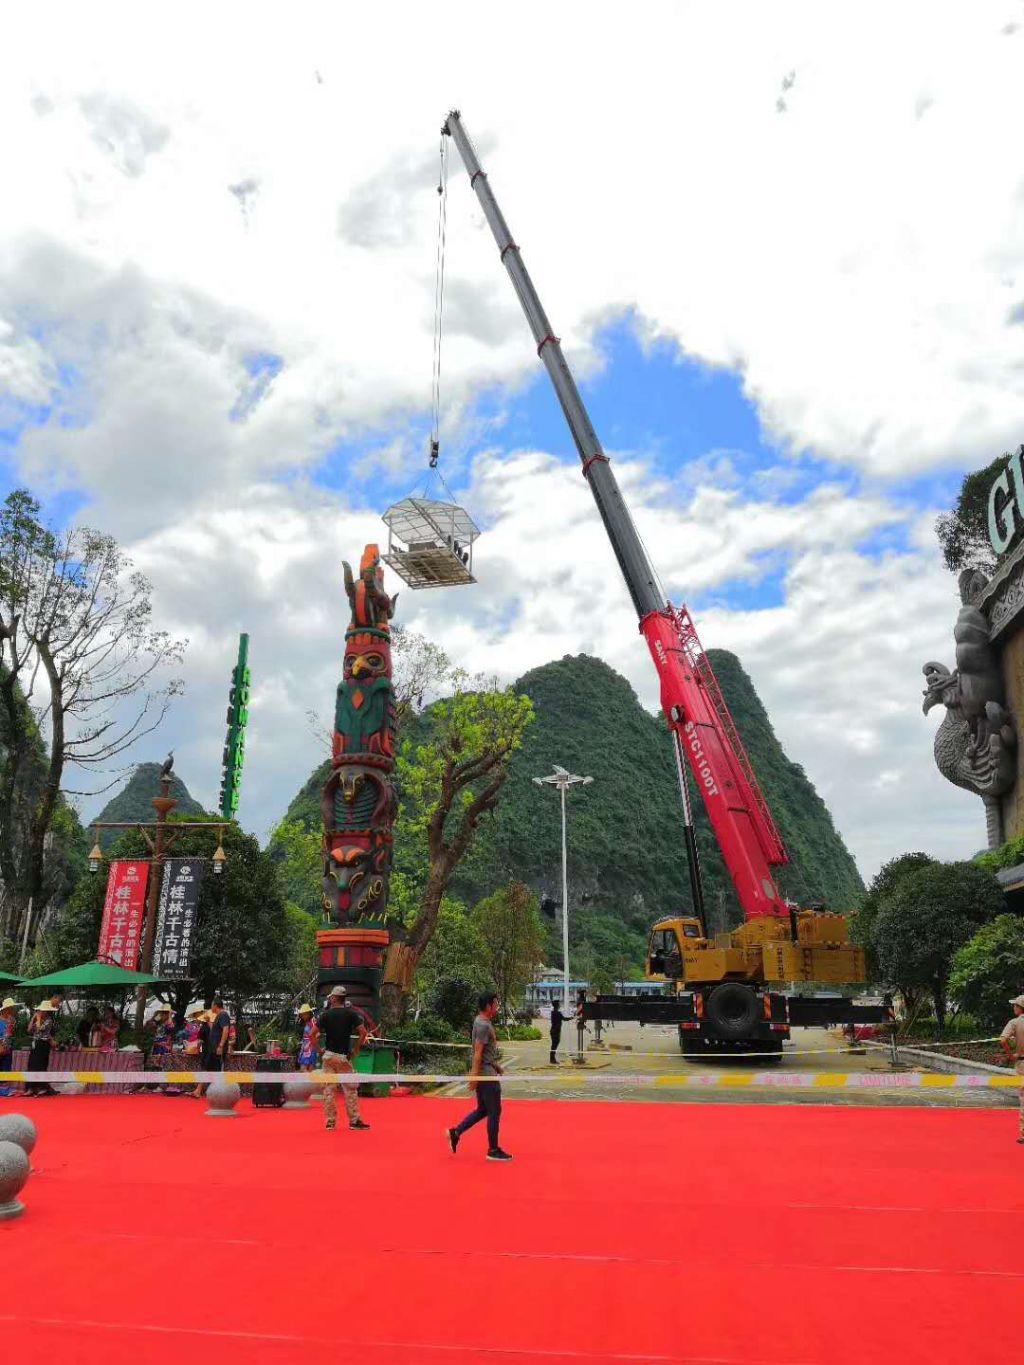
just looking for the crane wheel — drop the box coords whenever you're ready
[705,983,761,1038]
[679,1030,700,1059]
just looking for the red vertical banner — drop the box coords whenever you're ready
[97,860,150,969]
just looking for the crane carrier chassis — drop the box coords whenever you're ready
[582,988,891,1057]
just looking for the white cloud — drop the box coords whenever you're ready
[2,2,1021,484]
[0,1,1014,879]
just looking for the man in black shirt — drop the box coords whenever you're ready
[205,997,231,1072]
[318,985,370,1132]
[549,1001,570,1065]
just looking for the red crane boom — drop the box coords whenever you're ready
[444,111,790,921]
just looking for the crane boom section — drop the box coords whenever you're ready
[445,110,790,920]
[644,609,789,919]
[443,112,662,620]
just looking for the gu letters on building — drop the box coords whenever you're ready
[987,448,1024,554]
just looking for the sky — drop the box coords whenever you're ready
[1,1,1023,882]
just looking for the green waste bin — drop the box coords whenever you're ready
[354,1040,397,1097]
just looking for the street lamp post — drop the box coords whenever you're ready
[89,770,229,1029]
[532,766,593,1013]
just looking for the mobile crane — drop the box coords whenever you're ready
[443,112,887,1055]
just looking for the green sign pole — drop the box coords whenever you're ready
[219,633,250,819]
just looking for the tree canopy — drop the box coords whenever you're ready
[0,489,184,951]
[472,881,544,1020]
[949,914,1024,1030]
[934,449,1022,575]
[851,851,938,978]
[380,675,534,1019]
[39,815,303,1008]
[871,861,1004,1026]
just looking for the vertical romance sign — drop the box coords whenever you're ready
[97,860,150,969]
[152,858,205,978]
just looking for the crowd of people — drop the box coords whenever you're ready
[0,991,246,1098]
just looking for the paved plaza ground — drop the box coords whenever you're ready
[2,1088,1022,1364]
[488,1020,1014,1109]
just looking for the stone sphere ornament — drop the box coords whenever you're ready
[0,1113,37,1157]
[0,1140,30,1219]
[282,1078,315,1109]
[204,1079,241,1117]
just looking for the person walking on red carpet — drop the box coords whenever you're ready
[998,993,1024,1143]
[318,985,370,1132]
[447,991,512,1162]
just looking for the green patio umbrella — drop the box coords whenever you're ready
[18,961,171,989]
[0,970,22,984]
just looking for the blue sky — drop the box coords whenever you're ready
[278,315,966,617]
[3,314,966,619]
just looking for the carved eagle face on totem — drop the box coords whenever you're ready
[343,644,389,682]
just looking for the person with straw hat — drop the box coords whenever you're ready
[297,1003,320,1072]
[0,997,18,1097]
[149,1003,176,1065]
[999,994,1024,1144]
[25,1000,58,1097]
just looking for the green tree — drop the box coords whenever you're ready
[851,852,938,978]
[872,861,1004,1028]
[589,961,615,996]
[380,678,534,1022]
[976,831,1024,872]
[427,976,479,1032]
[472,881,544,1019]
[42,816,295,1012]
[267,818,322,917]
[0,489,184,950]
[949,915,1024,1030]
[935,449,1022,575]
[416,897,486,999]
[283,902,319,998]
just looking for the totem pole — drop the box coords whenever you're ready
[316,545,398,1017]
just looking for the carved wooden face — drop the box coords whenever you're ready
[329,844,372,911]
[343,631,391,684]
[328,842,387,917]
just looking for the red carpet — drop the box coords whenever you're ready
[2,1093,1022,1364]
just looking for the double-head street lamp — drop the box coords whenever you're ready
[533,765,593,1013]
[88,765,229,1027]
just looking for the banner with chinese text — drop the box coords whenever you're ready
[152,858,205,978]
[97,861,149,969]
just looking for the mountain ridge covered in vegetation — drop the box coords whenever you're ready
[280,651,864,970]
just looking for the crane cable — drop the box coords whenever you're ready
[429,134,449,472]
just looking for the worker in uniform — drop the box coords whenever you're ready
[998,993,1024,1144]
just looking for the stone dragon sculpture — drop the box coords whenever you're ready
[922,569,1016,848]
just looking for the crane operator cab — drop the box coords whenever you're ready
[646,919,703,981]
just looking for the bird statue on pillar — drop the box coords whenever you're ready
[160,752,175,778]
